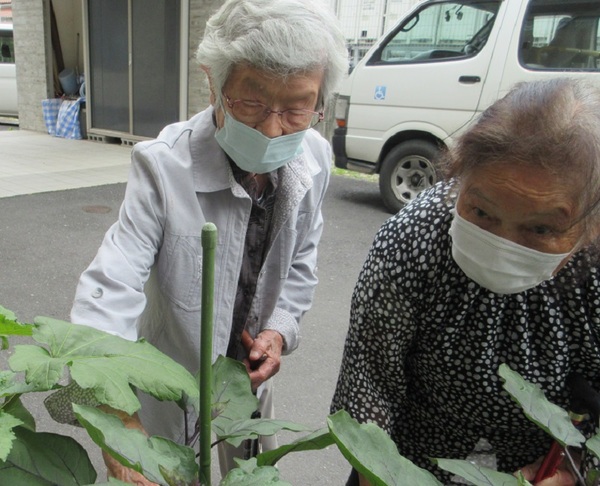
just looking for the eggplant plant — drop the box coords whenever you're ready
[432,364,600,486]
[0,307,307,485]
[1,303,599,485]
[0,306,450,486]
[0,306,441,485]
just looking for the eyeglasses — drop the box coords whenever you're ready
[223,93,324,132]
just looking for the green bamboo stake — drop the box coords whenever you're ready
[200,222,217,485]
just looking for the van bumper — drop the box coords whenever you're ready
[333,127,377,174]
[332,127,348,169]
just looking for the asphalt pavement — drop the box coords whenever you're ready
[0,129,390,485]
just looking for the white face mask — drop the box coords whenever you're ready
[449,209,572,294]
[215,111,306,174]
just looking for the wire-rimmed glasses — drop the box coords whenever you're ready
[223,93,324,132]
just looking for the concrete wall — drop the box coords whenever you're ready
[11,0,83,132]
[12,0,53,132]
[187,0,222,117]
[12,0,225,133]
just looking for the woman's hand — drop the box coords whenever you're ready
[358,472,372,486]
[241,329,283,391]
[517,454,578,486]
[98,406,159,485]
[103,449,159,485]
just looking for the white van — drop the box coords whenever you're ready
[333,0,600,212]
[0,24,17,117]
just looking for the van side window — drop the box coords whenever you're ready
[520,1,600,71]
[368,1,501,65]
[0,30,15,64]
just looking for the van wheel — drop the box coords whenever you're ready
[379,140,440,213]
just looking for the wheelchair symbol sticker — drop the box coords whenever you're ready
[374,86,387,100]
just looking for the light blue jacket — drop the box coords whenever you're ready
[71,108,330,438]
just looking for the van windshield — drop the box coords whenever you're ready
[370,1,501,64]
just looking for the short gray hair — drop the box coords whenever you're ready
[444,77,600,244]
[196,0,348,106]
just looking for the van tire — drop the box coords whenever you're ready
[378,140,440,213]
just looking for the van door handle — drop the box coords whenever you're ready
[459,76,481,84]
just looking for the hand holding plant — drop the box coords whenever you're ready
[241,329,283,391]
[99,407,159,485]
[518,454,579,486]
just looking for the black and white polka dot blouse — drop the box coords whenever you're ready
[331,182,600,481]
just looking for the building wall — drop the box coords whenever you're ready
[12,0,53,132]
[12,0,84,132]
[188,0,222,117]
[11,0,221,133]
[13,0,422,133]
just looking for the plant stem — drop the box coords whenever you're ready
[200,223,217,485]
[564,448,586,485]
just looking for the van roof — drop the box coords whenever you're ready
[0,24,13,31]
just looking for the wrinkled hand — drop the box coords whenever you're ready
[103,449,159,485]
[241,329,283,391]
[358,472,372,486]
[98,407,159,486]
[517,454,577,486]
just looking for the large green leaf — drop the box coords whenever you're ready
[219,418,311,448]
[0,306,17,322]
[95,480,132,486]
[8,343,66,389]
[211,356,258,436]
[74,404,197,485]
[327,410,442,486]
[158,462,203,486]
[9,317,198,415]
[0,426,96,485]
[0,306,33,350]
[2,395,35,431]
[256,428,335,466]
[586,469,600,486]
[433,458,520,486]
[586,431,600,459]
[221,458,292,485]
[516,471,533,486]
[499,364,585,448]
[0,370,40,397]
[0,411,22,461]
[210,356,311,447]
[0,307,33,336]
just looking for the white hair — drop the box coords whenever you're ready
[196,0,348,106]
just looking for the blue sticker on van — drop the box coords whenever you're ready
[374,86,386,100]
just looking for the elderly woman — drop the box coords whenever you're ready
[331,78,600,486]
[70,0,347,483]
